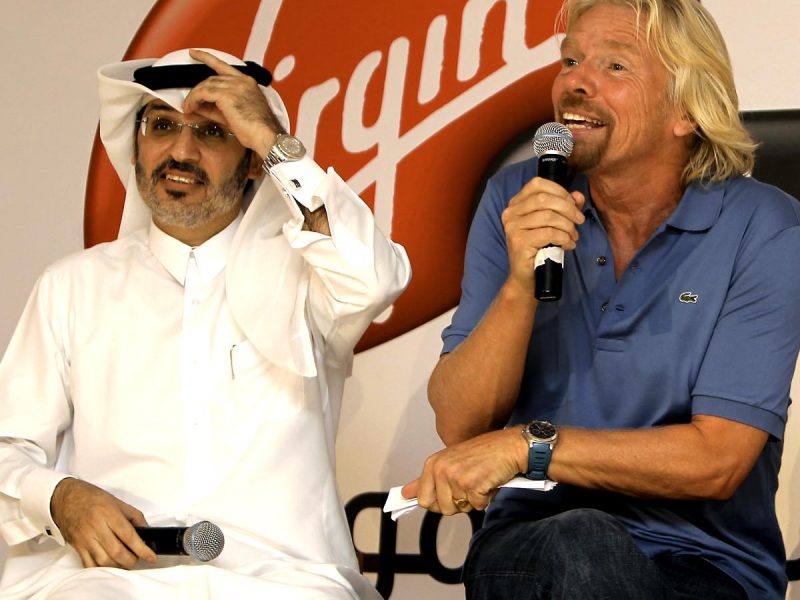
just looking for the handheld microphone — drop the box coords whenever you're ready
[135,520,224,562]
[531,122,575,301]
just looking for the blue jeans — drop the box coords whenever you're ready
[463,509,747,600]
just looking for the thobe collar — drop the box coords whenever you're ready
[148,212,243,286]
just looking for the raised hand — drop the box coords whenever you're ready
[502,177,586,293]
[183,48,284,157]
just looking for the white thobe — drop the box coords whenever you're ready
[0,169,410,598]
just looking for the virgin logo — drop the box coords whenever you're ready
[84,0,564,350]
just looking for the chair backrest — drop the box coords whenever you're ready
[743,109,800,200]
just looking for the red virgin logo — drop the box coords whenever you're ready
[84,0,564,350]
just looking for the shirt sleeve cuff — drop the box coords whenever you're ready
[267,155,327,211]
[19,468,72,545]
[692,395,787,440]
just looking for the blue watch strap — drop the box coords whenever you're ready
[526,441,553,480]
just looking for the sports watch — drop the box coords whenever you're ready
[262,133,306,172]
[521,420,558,480]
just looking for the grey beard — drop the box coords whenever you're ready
[135,151,251,230]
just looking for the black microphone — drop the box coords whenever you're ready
[531,122,575,301]
[135,520,224,562]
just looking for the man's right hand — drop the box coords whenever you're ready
[501,176,586,294]
[400,427,529,515]
[50,478,157,569]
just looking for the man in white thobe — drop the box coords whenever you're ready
[0,48,410,599]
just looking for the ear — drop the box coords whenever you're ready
[673,112,696,139]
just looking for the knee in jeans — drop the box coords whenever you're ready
[543,508,627,544]
[465,509,631,576]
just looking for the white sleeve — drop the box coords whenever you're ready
[267,155,327,211]
[277,161,412,364]
[0,272,73,546]
[227,155,411,377]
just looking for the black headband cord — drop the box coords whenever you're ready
[132,61,273,90]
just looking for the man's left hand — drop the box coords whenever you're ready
[401,427,527,515]
[183,48,283,157]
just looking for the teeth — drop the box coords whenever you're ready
[165,174,196,184]
[562,112,605,128]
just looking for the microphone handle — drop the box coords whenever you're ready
[534,154,570,301]
[134,526,190,555]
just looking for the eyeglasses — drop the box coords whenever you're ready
[136,115,236,147]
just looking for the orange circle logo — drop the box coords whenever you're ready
[85,0,564,350]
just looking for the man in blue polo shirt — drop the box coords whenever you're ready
[401,0,800,598]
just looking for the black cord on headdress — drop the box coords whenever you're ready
[133,61,272,90]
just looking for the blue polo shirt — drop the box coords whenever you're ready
[442,159,800,598]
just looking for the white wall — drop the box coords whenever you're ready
[0,0,158,350]
[1,2,799,598]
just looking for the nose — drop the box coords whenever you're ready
[167,124,202,162]
[563,61,597,98]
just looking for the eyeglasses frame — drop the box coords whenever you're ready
[135,115,237,145]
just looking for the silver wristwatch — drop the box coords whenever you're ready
[262,133,306,172]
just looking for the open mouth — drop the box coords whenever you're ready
[162,172,204,186]
[562,112,607,130]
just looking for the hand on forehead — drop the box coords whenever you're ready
[181,49,283,154]
[138,50,246,122]
[181,49,250,123]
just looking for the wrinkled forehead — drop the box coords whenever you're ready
[140,99,186,116]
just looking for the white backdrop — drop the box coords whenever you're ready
[1,2,799,598]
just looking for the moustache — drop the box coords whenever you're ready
[558,94,612,124]
[152,160,209,185]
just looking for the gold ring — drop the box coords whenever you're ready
[453,497,470,509]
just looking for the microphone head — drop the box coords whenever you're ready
[533,122,574,158]
[182,521,225,562]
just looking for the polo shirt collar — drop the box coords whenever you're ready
[573,174,725,233]
[664,180,725,232]
[148,212,243,285]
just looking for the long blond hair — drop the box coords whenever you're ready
[559,0,756,183]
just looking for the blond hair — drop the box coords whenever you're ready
[559,0,756,183]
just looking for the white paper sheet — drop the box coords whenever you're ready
[383,476,557,520]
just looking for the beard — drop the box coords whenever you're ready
[135,151,251,230]
[570,134,610,173]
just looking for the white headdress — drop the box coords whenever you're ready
[97,49,318,377]
[97,48,289,235]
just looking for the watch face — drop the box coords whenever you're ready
[277,134,306,160]
[527,420,557,442]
